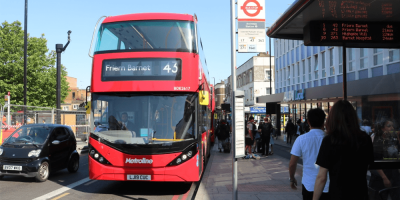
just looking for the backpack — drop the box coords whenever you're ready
[218,124,230,140]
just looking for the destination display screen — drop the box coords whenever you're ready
[304,21,400,47]
[317,0,398,20]
[102,58,181,81]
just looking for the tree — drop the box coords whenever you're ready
[0,21,69,108]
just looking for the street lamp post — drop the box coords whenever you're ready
[55,31,71,124]
[23,0,28,124]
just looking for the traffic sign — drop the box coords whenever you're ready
[237,0,266,53]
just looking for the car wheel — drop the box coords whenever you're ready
[68,154,79,173]
[35,161,50,182]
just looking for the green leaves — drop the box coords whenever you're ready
[0,21,69,108]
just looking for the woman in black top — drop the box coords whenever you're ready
[313,100,374,200]
[369,118,400,200]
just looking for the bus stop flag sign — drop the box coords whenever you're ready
[237,0,266,53]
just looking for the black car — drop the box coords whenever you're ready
[0,124,80,182]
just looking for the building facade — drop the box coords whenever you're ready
[257,38,400,131]
[62,76,90,111]
[214,81,225,110]
[236,52,275,119]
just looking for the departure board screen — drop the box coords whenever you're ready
[304,21,400,47]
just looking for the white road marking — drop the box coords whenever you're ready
[32,177,90,200]
[84,180,97,186]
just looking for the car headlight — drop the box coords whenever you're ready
[28,150,41,157]
[0,147,3,156]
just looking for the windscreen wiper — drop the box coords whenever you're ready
[25,142,39,148]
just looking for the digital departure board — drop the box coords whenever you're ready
[304,21,400,48]
[102,58,182,81]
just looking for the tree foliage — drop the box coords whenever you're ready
[0,21,69,108]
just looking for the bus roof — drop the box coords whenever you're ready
[103,13,195,24]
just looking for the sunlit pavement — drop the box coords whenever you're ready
[195,139,303,200]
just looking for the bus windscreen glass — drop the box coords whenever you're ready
[102,58,181,81]
[92,93,196,145]
[94,20,196,53]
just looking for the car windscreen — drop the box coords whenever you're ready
[92,93,197,145]
[5,126,52,145]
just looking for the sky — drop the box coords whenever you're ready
[0,0,294,89]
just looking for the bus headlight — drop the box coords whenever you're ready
[88,145,111,165]
[168,144,198,166]
[176,158,182,164]
[182,154,188,161]
[187,151,193,158]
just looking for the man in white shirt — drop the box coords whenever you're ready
[288,108,330,200]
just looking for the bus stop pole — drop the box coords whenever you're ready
[230,0,238,199]
[342,45,347,101]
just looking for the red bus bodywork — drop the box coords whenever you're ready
[88,13,211,182]
[210,85,215,144]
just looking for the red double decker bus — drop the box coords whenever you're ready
[88,13,213,182]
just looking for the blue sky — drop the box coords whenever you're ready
[0,0,294,89]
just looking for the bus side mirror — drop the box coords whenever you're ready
[199,90,209,106]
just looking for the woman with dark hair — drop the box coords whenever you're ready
[313,100,374,200]
[369,117,400,200]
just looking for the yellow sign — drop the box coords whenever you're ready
[214,113,218,119]
[4,95,8,101]
[85,101,91,114]
[199,91,209,106]
[0,128,3,145]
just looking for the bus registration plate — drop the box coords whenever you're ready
[127,175,151,181]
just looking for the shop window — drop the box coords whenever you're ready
[347,72,356,82]
[329,76,335,85]
[339,47,343,74]
[348,48,356,71]
[329,48,335,76]
[389,49,400,62]
[314,55,319,79]
[321,52,326,78]
[372,66,383,77]
[359,69,368,80]
[373,48,383,66]
[297,63,300,83]
[387,63,400,75]
[360,48,368,69]
[308,58,312,81]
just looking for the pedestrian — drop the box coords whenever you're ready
[216,119,230,152]
[252,120,260,153]
[258,117,272,157]
[294,119,302,140]
[313,100,374,200]
[244,116,256,159]
[285,119,296,144]
[289,108,330,200]
[269,125,275,155]
[368,117,400,200]
[301,119,310,134]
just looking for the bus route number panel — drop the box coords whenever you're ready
[304,21,400,48]
[102,58,182,81]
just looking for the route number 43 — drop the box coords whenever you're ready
[163,63,178,73]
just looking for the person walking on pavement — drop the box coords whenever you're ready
[286,119,296,144]
[313,100,374,200]
[294,119,303,141]
[258,117,272,157]
[245,117,259,159]
[289,108,330,200]
[216,120,231,152]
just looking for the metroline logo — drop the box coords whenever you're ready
[125,158,153,164]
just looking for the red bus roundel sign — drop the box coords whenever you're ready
[238,0,265,21]
[241,0,262,17]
